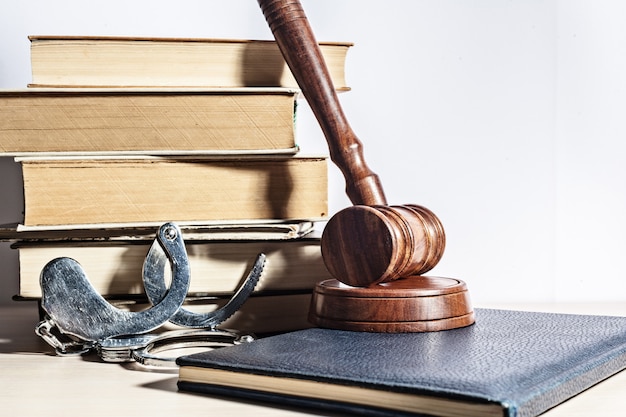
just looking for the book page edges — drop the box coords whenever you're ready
[178,367,502,417]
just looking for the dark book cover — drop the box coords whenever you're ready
[177,308,626,417]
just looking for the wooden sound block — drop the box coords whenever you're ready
[309,276,475,333]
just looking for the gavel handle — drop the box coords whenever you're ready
[258,0,387,206]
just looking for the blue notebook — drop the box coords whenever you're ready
[177,308,626,417]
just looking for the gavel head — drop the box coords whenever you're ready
[320,204,446,287]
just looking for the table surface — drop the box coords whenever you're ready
[1,302,625,416]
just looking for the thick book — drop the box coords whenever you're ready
[28,36,352,90]
[177,308,626,417]
[11,233,332,298]
[0,88,299,154]
[17,154,328,226]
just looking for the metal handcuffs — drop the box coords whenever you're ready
[35,222,264,368]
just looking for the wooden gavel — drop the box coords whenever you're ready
[258,0,445,287]
[259,0,474,332]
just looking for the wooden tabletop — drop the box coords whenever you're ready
[1,302,625,416]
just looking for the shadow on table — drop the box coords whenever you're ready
[0,303,52,354]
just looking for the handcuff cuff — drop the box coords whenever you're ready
[35,222,264,370]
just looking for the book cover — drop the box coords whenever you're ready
[177,308,626,417]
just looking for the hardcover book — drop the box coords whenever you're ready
[28,36,352,90]
[11,233,332,299]
[0,88,299,154]
[16,154,328,226]
[177,308,626,417]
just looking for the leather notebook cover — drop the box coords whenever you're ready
[176,308,626,417]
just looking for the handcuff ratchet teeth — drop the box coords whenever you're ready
[35,222,264,367]
[143,246,265,329]
[38,222,190,343]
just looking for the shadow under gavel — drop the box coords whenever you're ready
[258,0,474,332]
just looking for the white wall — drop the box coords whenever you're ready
[1,1,624,306]
[555,1,626,301]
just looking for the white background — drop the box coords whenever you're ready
[1,0,625,306]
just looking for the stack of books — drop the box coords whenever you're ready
[0,36,353,334]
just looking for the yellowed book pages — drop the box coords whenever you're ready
[29,36,352,90]
[18,155,328,226]
[0,88,298,154]
[15,237,331,298]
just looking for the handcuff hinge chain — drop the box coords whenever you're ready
[35,318,93,356]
